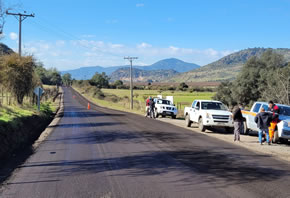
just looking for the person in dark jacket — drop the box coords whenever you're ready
[148,98,155,119]
[255,107,272,145]
[232,102,244,142]
[268,101,280,143]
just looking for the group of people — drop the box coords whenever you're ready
[232,101,279,145]
[145,96,156,119]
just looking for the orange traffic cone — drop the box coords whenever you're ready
[87,103,90,110]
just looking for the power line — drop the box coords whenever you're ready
[124,56,138,110]
[6,11,34,56]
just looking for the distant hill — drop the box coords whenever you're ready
[110,68,179,83]
[141,58,200,72]
[169,48,290,82]
[0,43,14,55]
[61,58,200,80]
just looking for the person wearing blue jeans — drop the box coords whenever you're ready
[258,128,269,144]
[255,107,272,145]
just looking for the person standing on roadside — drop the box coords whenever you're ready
[145,96,151,117]
[232,102,244,142]
[268,101,280,144]
[255,107,271,145]
[148,97,156,119]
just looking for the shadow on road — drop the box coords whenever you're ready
[18,148,289,188]
[49,122,124,128]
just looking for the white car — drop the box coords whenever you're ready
[154,98,178,119]
[242,101,290,143]
[184,100,234,132]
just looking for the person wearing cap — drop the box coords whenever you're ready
[268,101,280,144]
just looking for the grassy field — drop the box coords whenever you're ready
[0,85,61,124]
[74,86,215,117]
[102,88,214,105]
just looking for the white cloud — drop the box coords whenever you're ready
[0,33,5,39]
[9,32,18,40]
[19,38,235,70]
[81,34,96,38]
[137,42,152,49]
[56,40,65,47]
[136,3,144,7]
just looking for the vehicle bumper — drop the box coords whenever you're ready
[157,110,178,116]
[280,129,290,139]
[203,118,234,128]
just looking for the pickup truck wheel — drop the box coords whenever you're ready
[199,118,206,132]
[155,112,159,118]
[185,115,192,127]
[243,121,249,135]
[279,138,288,144]
[171,115,176,119]
[225,127,233,133]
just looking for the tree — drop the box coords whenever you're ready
[89,72,110,88]
[261,65,290,105]
[231,57,265,105]
[113,80,123,89]
[213,81,234,106]
[47,68,62,86]
[214,50,287,106]
[179,82,188,90]
[0,0,11,35]
[1,54,36,104]
[62,73,72,86]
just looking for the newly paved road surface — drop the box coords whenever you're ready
[1,87,290,198]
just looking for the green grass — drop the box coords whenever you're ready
[0,106,34,123]
[102,89,214,109]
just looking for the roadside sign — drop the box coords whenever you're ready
[34,86,44,111]
[34,86,44,97]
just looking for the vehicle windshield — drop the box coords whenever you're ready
[278,106,290,116]
[157,100,171,105]
[201,102,228,110]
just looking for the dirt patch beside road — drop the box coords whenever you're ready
[158,117,290,163]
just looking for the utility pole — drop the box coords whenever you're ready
[6,11,35,56]
[124,56,138,110]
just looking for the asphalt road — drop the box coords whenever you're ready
[1,87,290,198]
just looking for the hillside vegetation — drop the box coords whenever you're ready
[214,50,290,106]
[169,48,290,82]
[110,68,179,82]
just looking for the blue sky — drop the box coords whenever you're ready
[2,0,290,70]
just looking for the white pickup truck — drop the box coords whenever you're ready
[242,101,290,143]
[184,100,234,132]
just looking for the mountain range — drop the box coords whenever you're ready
[169,48,290,82]
[110,68,179,82]
[61,58,200,80]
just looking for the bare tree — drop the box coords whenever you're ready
[0,0,7,35]
[262,66,290,105]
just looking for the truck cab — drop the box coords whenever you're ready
[242,102,290,143]
[184,100,234,132]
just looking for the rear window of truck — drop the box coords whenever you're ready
[253,103,262,113]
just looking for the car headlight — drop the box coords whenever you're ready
[206,113,211,119]
[284,121,290,127]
